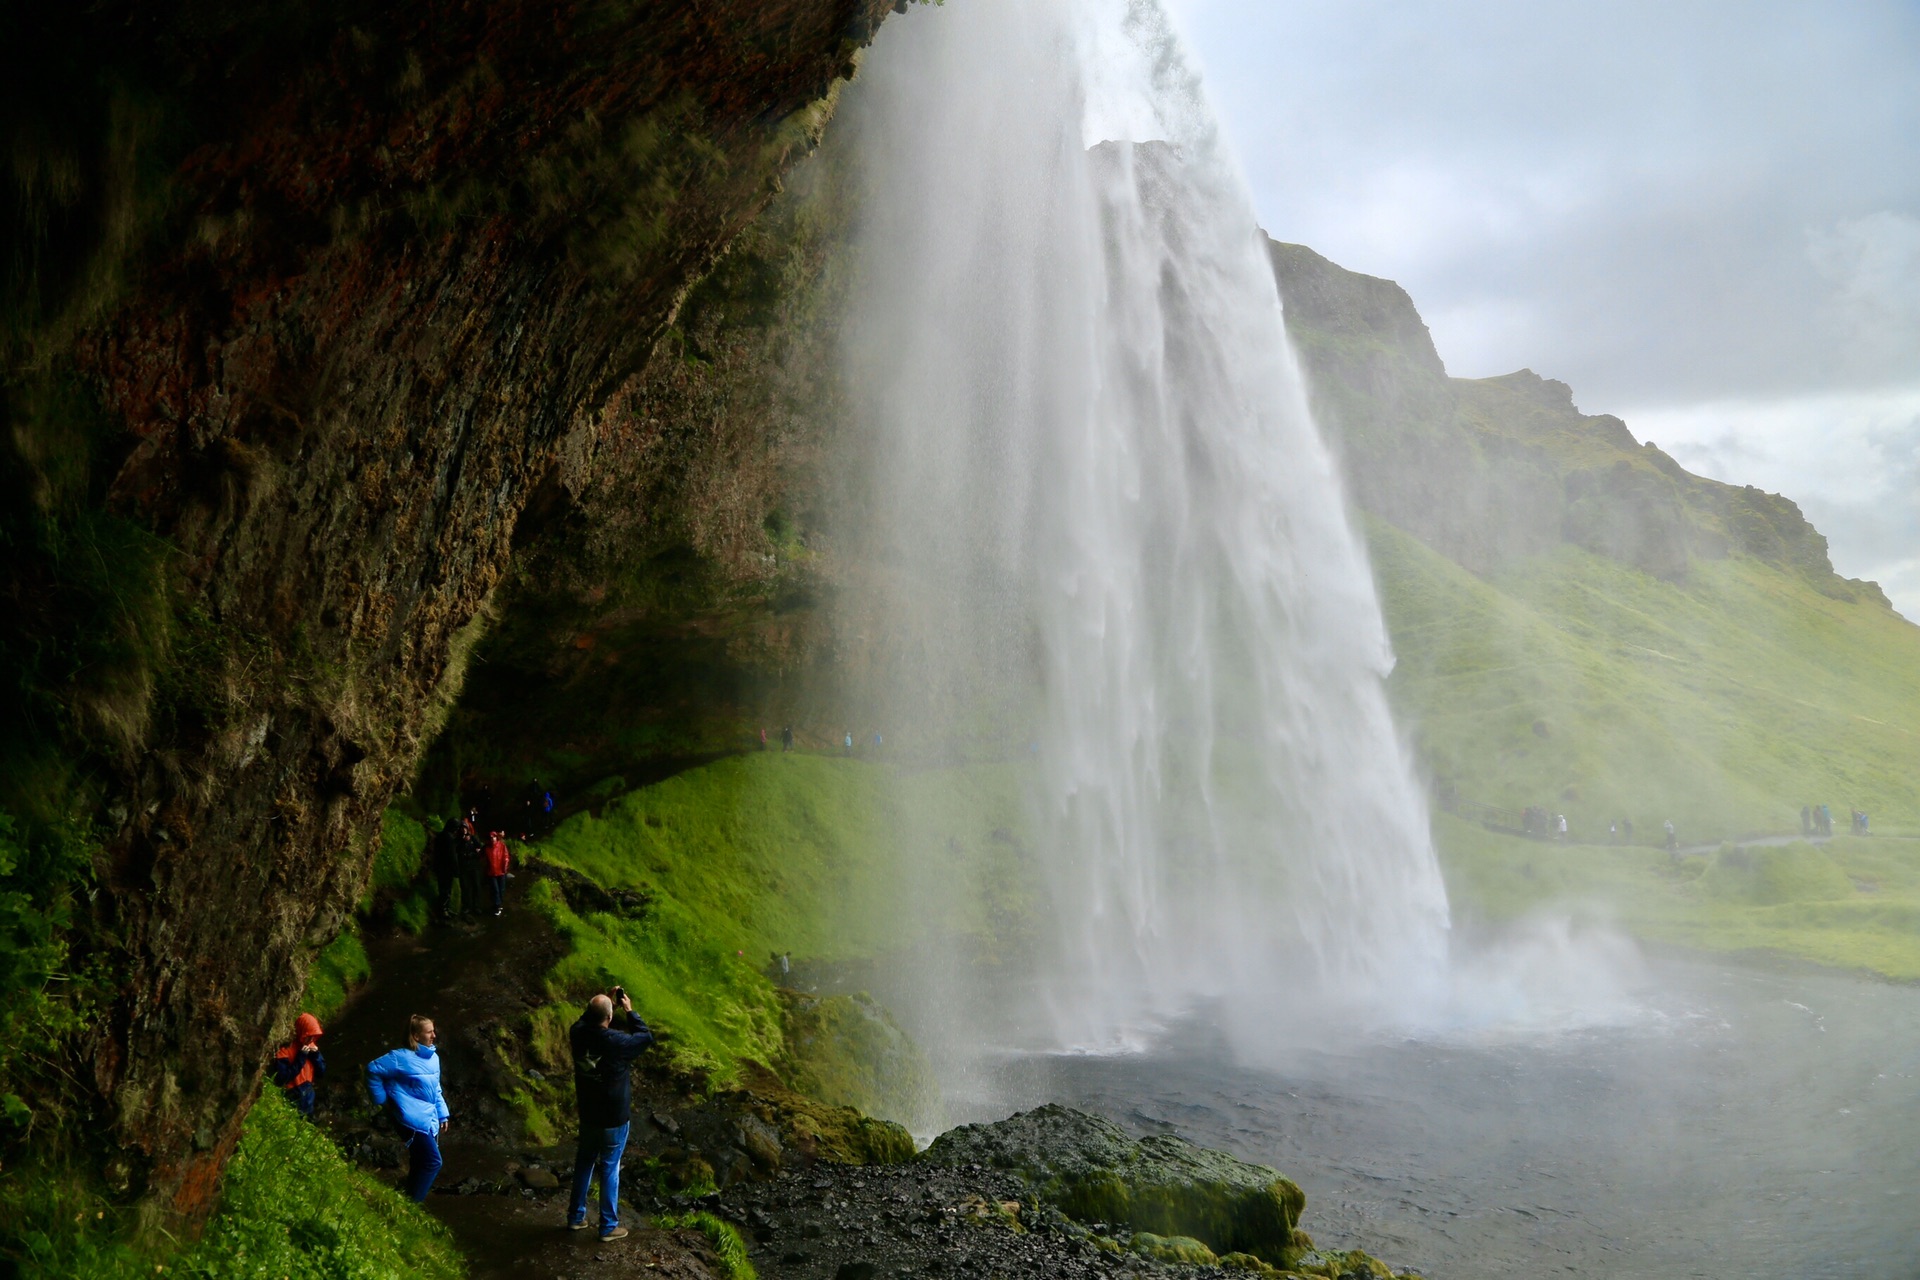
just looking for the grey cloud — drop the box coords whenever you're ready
[1172,0,1920,405]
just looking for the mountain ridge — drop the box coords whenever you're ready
[1268,239,1891,608]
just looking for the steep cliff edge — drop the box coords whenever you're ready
[1269,240,1890,604]
[2,0,893,1228]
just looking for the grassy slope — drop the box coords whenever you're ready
[520,753,1029,1122]
[1375,520,1920,837]
[1370,519,1920,975]
[5,1093,462,1279]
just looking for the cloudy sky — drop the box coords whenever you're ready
[1165,0,1920,617]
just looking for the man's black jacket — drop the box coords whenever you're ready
[569,1010,655,1129]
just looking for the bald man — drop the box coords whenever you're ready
[566,988,655,1241]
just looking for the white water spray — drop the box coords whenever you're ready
[845,0,1452,1051]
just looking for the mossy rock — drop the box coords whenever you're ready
[920,1104,1305,1263]
[779,990,943,1133]
[733,1063,916,1165]
[1132,1232,1219,1265]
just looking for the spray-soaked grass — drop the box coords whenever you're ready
[1371,522,1920,976]
[1438,815,1920,979]
[526,752,1032,1091]
[1373,522,1920,841]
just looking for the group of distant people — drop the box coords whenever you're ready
[1521,806,1571,840]
[758,726,883,757]
[1803,804,1834,837]
[272,982,656,1239]
[1801,803,1871,837]
[1521,809,1686,849]
[430,808,514,918]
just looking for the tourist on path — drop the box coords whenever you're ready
[459,809,486,915]
[781,726,794,752]
[271,1013,327,1119]
[366,1015,450,1202]
[484,830,512,917]
[844,731,853,757]
[567,988,656,1241]
[432,819,464,918]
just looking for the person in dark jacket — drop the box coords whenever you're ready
[566,989,655,1240]
[432,821,464,918]
[366,1015,450,1202]
[458,809,486,914]
[271,1012,327,1118]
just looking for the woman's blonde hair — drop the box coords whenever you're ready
[408,1014,434,1046]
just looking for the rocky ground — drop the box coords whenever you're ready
[313,877,1418,1280]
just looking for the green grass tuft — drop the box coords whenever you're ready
[653,1211,756,1280]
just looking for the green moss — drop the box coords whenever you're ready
[299,924,371,1024]
[364,809,427,903]
[1130,1232,1219,1265]
[779,991,942,1133]
[653,1210,757,1280]
[0,1094,463,1279]
[923,1105,1304,1263]
[527,753,1027,1092]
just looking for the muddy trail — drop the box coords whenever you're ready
[305,867,1198,1280]
[312,871,726,1279]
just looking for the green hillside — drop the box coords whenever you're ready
[1374,520,1920,840]
[1271,238,1920,978]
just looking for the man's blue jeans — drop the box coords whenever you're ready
[569,1121,631,1233]
[405,1128,443,1202]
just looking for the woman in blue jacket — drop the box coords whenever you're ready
[367,1014,451,1201]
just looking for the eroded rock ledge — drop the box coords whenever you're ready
[4,0,893,1226]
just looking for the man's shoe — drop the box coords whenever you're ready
[568,1220,591,1231]
[599,1227,629,1242]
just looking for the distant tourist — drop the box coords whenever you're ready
[760,727,769,751]
[872,730,883,753]
[568,988,656,1241]
[366,1015,450,1202]
[1663,819,1677,850]
[484,831,512,917]
[844,731,853,757]
[271,1013,326,1119]
[432,819,464,919]
[781,726,794,752]
[1556,814,1568,841]
[460,808,486,913]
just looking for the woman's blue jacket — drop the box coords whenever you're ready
[366,1044,449,1135]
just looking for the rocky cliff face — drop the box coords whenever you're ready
[1269,240,1890,604]
[2,0,893,1227]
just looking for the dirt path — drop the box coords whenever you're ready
[313,878,724,1278]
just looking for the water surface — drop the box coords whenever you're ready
[952,954,1920,1278]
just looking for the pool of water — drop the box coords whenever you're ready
[943,953,1920,1278]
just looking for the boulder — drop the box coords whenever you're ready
[920,1104,1305,1263]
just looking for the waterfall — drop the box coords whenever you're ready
[843,0,1452,1053]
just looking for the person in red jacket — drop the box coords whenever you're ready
[271,1012,327,1119]
[484,830,512,917]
